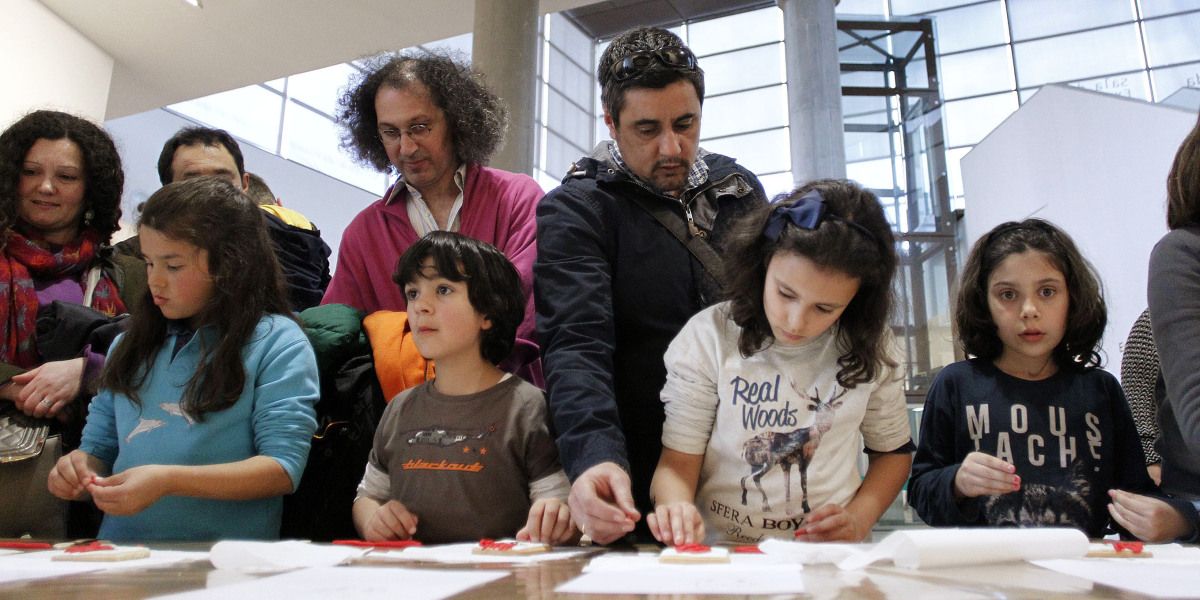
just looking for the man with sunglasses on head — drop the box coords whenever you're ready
[325,49,544,384]
[536,26,768,544]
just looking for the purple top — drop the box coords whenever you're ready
[34,275,104,385]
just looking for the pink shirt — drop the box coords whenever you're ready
[322,164,543,384]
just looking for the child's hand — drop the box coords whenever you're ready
[47,450,102,501]
[954,452,1020,498]
[647,501,704,546]
[1108,489,1194,543]
[88,465,169,515]
[516,498,576,545]
[363,500,419,541]
[794,504,867,542]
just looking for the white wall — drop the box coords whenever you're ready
[961,85,1198,375]
[104,109,381,272]
[1,0,114,127]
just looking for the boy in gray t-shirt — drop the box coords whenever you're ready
[352,232,573,544]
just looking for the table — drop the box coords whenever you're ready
[0,541,1167,599]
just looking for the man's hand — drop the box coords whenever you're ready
[1108,489,1194,543]
[88,465,169,516]
[362,500,419,541]
[516,498,576,545]
[954,452,1020,498]
[568,462,639,544]
[48,450,104,501]
[794,504,867,542]
[647,500,704,546]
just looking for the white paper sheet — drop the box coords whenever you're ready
[759,538,870,564]
[556,553,804,595]
[360,542,592,565]
[0,549,208,584]
[155,566,507,600]
[1032,544,1200,599]
[208,540,365,572]
[837,528,1088,570]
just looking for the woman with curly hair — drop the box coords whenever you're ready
[323,49,544,385]
[0,110,145,429]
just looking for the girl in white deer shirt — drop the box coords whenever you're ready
[649,180,913,545]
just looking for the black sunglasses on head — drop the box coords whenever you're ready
[608,47,697,82]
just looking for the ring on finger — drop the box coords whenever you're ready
[40,398,52,407]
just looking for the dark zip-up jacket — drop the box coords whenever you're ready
[535,148,767,516]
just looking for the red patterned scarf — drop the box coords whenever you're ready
[0,228,126,367]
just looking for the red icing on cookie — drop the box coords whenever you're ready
[478,539,517,551]
[674,543,712,553]
[65,542,114,553]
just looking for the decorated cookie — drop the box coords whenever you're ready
[52,542,151,562]
[472,538,551,555]
[1086,541,1152,558]
[659,544,731,564]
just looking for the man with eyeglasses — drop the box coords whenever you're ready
[116,126,333,312]
[536,27,768,543]
[325,50,544,384]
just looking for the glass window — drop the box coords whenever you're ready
[544,130,580,181]
[939,46,1015,99]
[687,6,783,57]
[756,171,796,200]
[547,88,591,152]
[836,0,887,15]
[1007,0,1134,41]
[1149,61,1200,100]
[169,85,283,153]
[1067,71,1152,101]
[281,102,387,195]
[839,29,888,65]
[1012,24,1143,88]
[548,45,592,108]
[265,78,285,93]
[550,13,593,59]
[1143,13,1200,67]
[892,0,976,15]
[1138,0,1200,18]
[845,129,895,163]
[288,63,358,117]
[930,2,1007,54]
[703,43,785,96]
[942,92,1018,147]
[700,127,791,176]
[1160,86,1200,109]
[843,95,893,126]
[701,85,788,139]
[945,146,969,210]
[846,156,897,191]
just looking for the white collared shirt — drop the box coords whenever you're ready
[387,164,467,235]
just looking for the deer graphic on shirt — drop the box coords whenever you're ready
[739,382,846,513]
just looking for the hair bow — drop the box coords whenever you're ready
[763,190,826,241]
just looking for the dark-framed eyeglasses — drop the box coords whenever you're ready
[378,123,433,145]
[608,47,697,82]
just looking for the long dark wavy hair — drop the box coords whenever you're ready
[0,110,123,243]
[393,231,524,365]
[1167,113,1200,230]
[956,218,1106,371]
[724,179,898,388]
[338,49,507,173]
[101,176,292,419]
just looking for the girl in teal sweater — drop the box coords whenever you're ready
[48,176,319,541]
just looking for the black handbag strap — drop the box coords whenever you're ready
[626,193,725,289]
